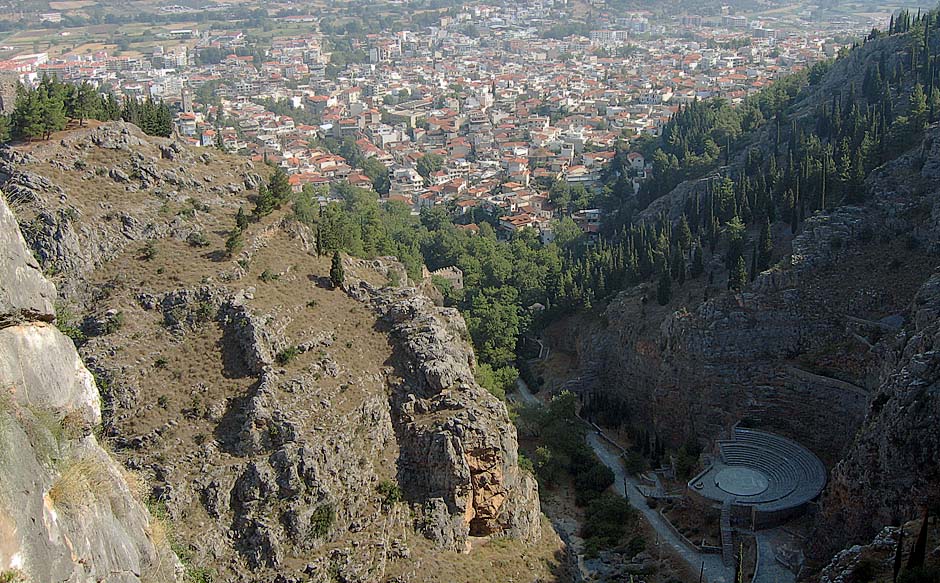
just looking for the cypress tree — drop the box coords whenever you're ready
[235,206,248,230]
[893,526,905,582]
[102,93,122,121]
[758,219,774,271]
[911,83,929,130]
[750,245,758,281]
[330,250,345,287]
[677,214,692,253]
[656,270,672,306]
[907,507,930,570]
[691,245,705,278]
[729,256,748,291]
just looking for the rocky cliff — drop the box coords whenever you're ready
[0,123,561,583]
[349,282,542,549]
[816,516,939,583]
[568,200,923,463]
[0,194,178,582]
[811,272,940,562]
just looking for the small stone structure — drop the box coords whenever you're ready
[423,265,464,290]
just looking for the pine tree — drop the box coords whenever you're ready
[69,82,98,126]
[225,231,243,256]
[12,86,44,141]
[268,166,292,203]
[330,251,345,288]
[253,184,276,217]
[39,87,67,139]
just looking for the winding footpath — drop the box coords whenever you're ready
[512,378,733,583]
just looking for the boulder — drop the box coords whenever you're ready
[0,191,55,327]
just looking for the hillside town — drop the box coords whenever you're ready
[0,0,855,240]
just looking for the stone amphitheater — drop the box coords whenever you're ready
[688,426,827,529]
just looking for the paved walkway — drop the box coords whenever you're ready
[587,432,732,583]
[512,379,732,583]
[512,377,541,406]
[510,380,799,583]
[755,531,797,583]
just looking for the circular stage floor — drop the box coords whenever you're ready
[714,466,769,496]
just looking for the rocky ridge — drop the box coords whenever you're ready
[0,123,557,582]
[816,516,939,583]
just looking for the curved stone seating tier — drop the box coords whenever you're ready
[689,428,827,521]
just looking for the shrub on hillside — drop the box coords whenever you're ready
[582,493,635,558]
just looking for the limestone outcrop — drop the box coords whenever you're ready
[811,273,940,561]
[0,122,262,302]
[0,123,560,583]
[816,517,939,583]
[0,192,177,582]
[350,283,542,549]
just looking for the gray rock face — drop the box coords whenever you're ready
[817,524,901,583]
[572,272,869,462]
[0,194,177,582]
[219,299,287,374]
[811,272,940,561]
[0,192,56,327]
[352,282,542,550]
